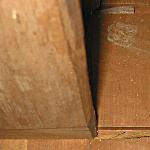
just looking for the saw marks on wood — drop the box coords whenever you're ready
[27,139,89,150]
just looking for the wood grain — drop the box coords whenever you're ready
[2,139,150,150]
[102,0,150,5]
[58,0,96,132]
[0,140,27,150]
[0,0,96,138]
[94,5,150,127]
[28,139,89,150]
[91,139,150,150]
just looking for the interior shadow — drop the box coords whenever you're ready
[80,0,104,122]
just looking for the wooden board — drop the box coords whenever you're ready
[0,0,96,138]
[0,140,27,150]
[102,0,150,5]
[1,139,150,150]
[88,4,150,127]
[97,129,150,139]
[27,139,89,150]
[0,128,95,139]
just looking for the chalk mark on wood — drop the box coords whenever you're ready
[107,22,150,55]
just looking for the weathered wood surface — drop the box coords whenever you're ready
[91,139,150,150]
[0,128,95,139]
[95,4,150,128]
[0,140,27,150]
[1,139,150,150]
[0,0,96,138]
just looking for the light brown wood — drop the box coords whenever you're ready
[0,140,27,150]
[97,129,150,139]
[103,0,150,5]
[1,138,150,150]
[0,0,96,138]
[28,139,89,150]
[91,139,150,150]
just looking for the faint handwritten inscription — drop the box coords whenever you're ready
[107,22,138,48]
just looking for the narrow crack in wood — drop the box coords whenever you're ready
[96,131,150,140]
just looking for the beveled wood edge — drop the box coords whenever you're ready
[0,127,96,139]
[57,0,97,137]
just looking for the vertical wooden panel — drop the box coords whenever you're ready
[0,0,96,138]
[96,5,150,127]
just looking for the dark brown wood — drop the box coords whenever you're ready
[0,0,96,138]
[0,128,95,139]
[97,129,150,139]
[95,4,150,128]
